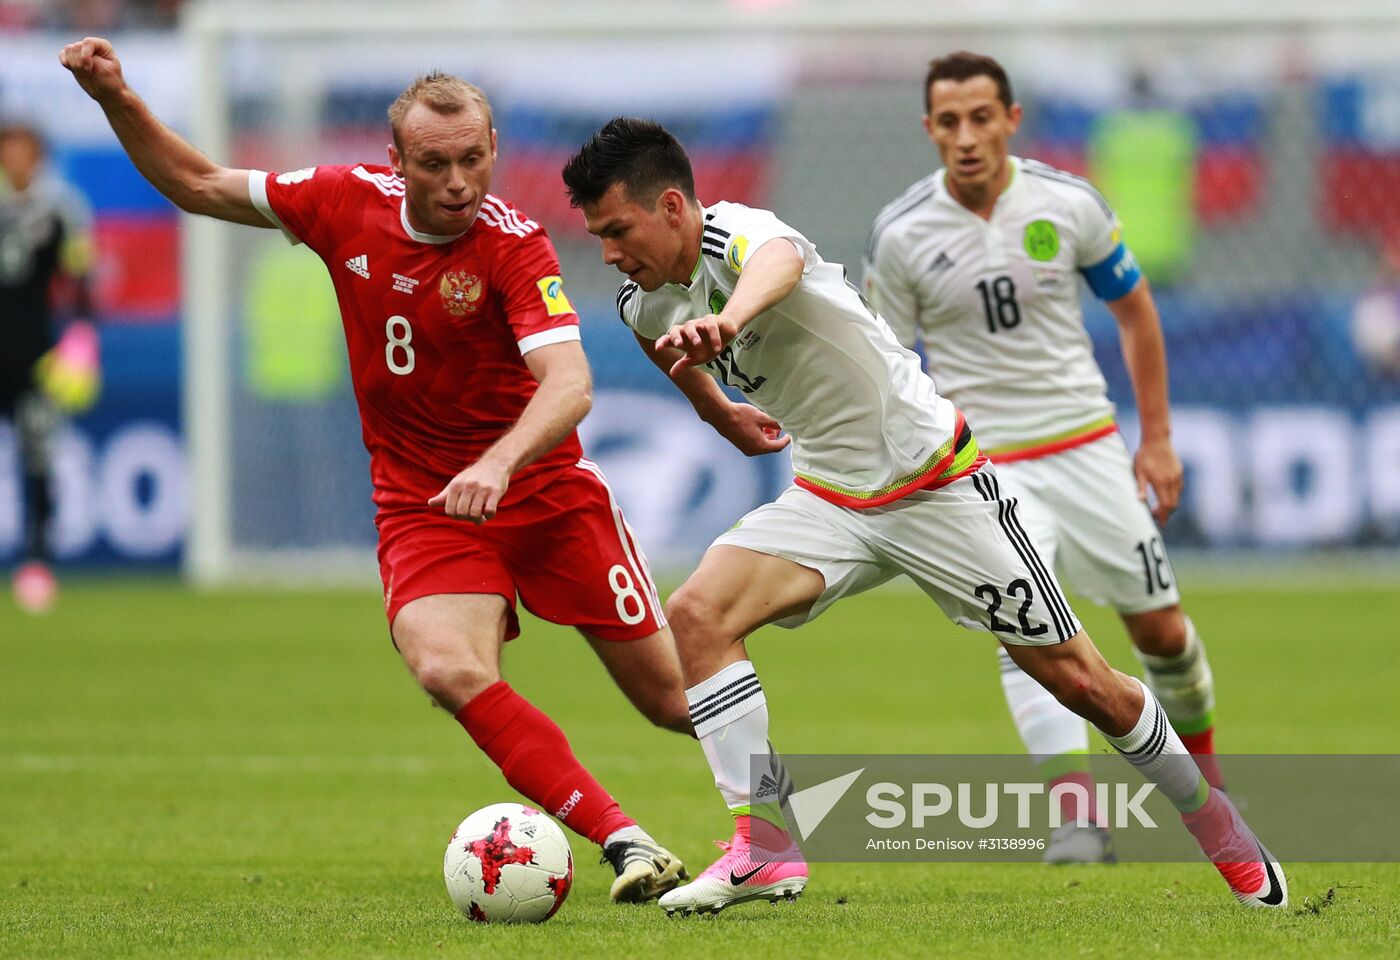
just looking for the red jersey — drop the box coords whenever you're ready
[248,164,584,512]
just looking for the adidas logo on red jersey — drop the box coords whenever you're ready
[346,254,370,278]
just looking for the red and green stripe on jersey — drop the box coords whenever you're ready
[794,411,985,509]
[983,415,1118,465]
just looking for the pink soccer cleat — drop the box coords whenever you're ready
[1181,788,1288,908]
[658,815,807,916]
[12,561,58,615]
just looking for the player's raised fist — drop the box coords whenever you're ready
[59,37,126,103]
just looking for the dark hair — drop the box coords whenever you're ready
[924,51,1014,114]
[562,116,696,208]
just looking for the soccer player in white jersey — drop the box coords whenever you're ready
[562,117,1286,915]
[865,52,1225,865]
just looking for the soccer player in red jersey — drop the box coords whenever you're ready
[61,37,700,903]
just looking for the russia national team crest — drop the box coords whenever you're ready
[440,271,484,315]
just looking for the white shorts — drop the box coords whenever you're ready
[993,433,1181,614]
[711,466,1080,645]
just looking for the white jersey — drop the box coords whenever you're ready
[619,201,979,508]
[864,157,1141,459]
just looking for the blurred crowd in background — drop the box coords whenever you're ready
[6,3,1400,579]
[0,0,183,31]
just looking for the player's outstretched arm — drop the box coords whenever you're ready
[1107,277,1183,525]
[632,332,788,457]
[59,37,269,228]
[655,238,805,376]
[428,341,593,523]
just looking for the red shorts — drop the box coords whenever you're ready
[375,457,666,642]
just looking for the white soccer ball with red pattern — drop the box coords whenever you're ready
[443,802,573,923]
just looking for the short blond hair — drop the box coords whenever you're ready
[388,72,493,149]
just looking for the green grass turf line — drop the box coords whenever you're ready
[2,582,1398,957]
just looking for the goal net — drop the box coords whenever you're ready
[182,0,1400,584]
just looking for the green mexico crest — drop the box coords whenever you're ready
[1023,220,1060,262]
[709,290,729,314]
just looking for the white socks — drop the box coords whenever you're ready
[1098,677,1208,813]
[1133,617,1216,731]
[603,825,651,848]
[999,647,1089,757]
[687,660,771,812]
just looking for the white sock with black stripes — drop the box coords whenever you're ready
[686,660,784,826]
[1133,616,1217,732]
[1098,677,1210,814]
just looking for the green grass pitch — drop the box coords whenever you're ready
[3,578,1399,958]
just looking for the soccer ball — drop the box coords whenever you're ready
[443,802,574,923]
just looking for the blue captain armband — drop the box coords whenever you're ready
[1079,243,1142,301]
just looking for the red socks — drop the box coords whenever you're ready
[455,681,635,845]
[1180,727,1227,791]
[1048,770,1102,826]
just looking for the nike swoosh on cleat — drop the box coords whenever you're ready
[1257,845,1285,906]
[729,863,770,885]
